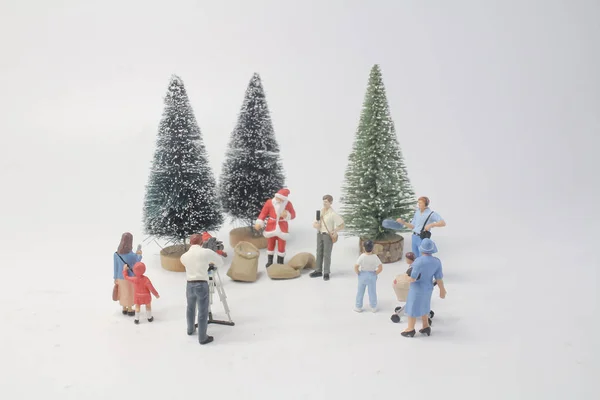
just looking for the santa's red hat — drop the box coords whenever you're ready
[275,188,290,201]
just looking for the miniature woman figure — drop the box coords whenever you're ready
[401,239,446,337]
[123,262,160,324]
[113,232,142,316]
[392,252,436,325]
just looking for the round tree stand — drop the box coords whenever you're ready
[359,235,404,263]
[160,244,190,272]
[229,226,267,249]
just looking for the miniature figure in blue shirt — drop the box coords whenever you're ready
[401,238,447,337]
[383,196,446,257]
[113,232,143,316]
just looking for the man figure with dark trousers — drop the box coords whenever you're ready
[180,233,224,345]
[310,194,345,281]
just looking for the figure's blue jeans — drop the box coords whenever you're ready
[186,281,209,342]
[356,271,378,308]
[382,219,423,257]
[412,234,423,257]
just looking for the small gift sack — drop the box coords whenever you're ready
[227,241,260,282]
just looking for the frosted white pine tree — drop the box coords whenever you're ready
[218,73,285,228]
[340,64,416,240]
[143,75,223,243]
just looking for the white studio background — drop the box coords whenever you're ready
[1,0,598,248]
[0,1,598,399]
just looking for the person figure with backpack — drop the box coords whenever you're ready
[393,197,446,257]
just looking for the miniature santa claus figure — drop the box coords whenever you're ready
[254,188,296,267]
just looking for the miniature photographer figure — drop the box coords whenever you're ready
[180,233,224,345]
[310,194,344,281]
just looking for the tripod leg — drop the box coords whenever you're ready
[215,269,234,323]
[206,269,235,326]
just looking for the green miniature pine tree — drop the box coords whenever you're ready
[143,75,223,243]
[218,73,285,228]
[340,64,416,240]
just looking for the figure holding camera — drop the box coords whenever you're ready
[180,234,224,345]
[310,194,344,281]
[394,197,446,257]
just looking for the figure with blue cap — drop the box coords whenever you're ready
[382,196,446,257]
[401,238,447,337]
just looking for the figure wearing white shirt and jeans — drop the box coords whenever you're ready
[180,234,224,345]
[354,240,383,313]
[311,194,345,281]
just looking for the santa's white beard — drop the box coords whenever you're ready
[272,198,285,216]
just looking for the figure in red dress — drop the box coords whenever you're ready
[254,188,296,267]
[123,262,160,324]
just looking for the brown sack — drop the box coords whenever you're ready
[227,241,260,282]
[287,252,316,270]
[266,263,301,280]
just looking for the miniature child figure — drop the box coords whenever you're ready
[123,262,160,324]
[390,252,416,322]
[354,240,383,313]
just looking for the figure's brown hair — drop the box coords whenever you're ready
[323,194,333,203]
[117,232,133,254]
[418,196,430,207]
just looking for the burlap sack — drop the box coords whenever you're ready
[266,263,301,279]
[227,241,260,282]
[287,252,316,270]
[393,274,411,302]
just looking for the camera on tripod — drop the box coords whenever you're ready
[203,237,224,252]
[194,232,235,327]
[200,232,227,257]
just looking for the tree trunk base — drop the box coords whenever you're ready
[230,227,267,249]
[359,235,404,264]
[160,244,190,272]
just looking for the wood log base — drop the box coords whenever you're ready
[160,244,190,272]
[359,234,404,263]
[229,226,267,249]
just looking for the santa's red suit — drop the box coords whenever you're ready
[255,188,296,266]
